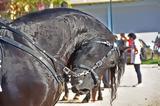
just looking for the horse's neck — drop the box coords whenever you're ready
[55,34,101,64]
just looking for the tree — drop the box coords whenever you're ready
[0,0,71,20]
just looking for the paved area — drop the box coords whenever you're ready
[56,64,160,106]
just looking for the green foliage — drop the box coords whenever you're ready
[142,59,158,64]
[0,0,71,20]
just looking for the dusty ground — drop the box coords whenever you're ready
[56,64,160,106]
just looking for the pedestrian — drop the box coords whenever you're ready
[128,33,143,87]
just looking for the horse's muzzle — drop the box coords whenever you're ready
[71,86,79,93]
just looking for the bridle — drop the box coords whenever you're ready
[73,39,120,86]
[0,22,76,84]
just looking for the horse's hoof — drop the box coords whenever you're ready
[60,96,68,101]
[82,99,89,103]
[97,96,103,100]
[91,100,96,102]
[73,97,79,100]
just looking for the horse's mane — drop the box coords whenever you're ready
[9,8,113,63]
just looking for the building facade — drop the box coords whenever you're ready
[72,0,160,33]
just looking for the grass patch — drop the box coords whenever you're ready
[142,55,159,64]
[142,59,159,64]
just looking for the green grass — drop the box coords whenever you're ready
[142,55,159,64]
[142,59,159,64]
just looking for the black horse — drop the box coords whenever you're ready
[70,36,125,103]
[12,8,115,102]
[0,8,115,105]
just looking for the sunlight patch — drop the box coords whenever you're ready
[0,86,2,92]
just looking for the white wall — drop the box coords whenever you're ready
[112,3,160,33]
[74,3,108,26]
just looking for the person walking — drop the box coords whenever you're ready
[128,33,143,87]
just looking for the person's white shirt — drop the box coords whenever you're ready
[130,39,142,64]
[158,48,160,53]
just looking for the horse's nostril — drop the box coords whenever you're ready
[71,86,78,93]
[111,61,115,64]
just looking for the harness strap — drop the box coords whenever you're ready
[93,40,113,47]
[0,43,3,92]
[78,64,99,85]
[72,39,115,86]
[75,46,121,86]
[0,36,62,84]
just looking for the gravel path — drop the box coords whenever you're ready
[56,64,160,106]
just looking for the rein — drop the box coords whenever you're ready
[73,40,120,85]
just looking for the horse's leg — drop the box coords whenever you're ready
[82,91,91,103]
[0,93,3,106]
[73,93,80,100]
[61,82,69,101]
[110,66,117,102]
[103,70,111,88]
[97,77,103,101]
[91,86,98,102]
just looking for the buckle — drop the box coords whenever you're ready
[95,60,103,67]
[63,67,71,74]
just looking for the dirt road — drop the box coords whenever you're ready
[56,65,160,106]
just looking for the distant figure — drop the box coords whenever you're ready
[158,47,160,66]
[61,1,68,8]
[128,33,143,87]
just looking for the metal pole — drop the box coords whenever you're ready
[109,0,113,32]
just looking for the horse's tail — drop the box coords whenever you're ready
[117,56,125,85]
[110,66,118,104]
[0,43,3,92]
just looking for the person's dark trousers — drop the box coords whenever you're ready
[134,64,142,83]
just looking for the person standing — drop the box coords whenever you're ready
[128,33,142,87]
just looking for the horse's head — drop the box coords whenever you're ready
[70,38,120,94]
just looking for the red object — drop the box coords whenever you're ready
[128,39,133,46]
[0,0,9,11]
[127,39,134,53]
[37,2,45,11]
